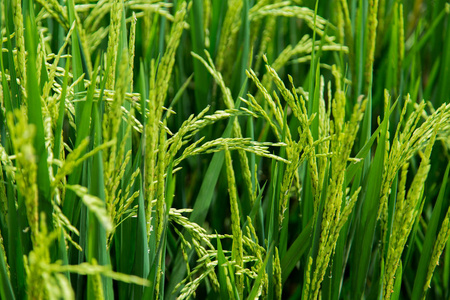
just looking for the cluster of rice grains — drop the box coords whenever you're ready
[0,0,449,299]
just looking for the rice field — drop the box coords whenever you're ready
[0,0,449,299]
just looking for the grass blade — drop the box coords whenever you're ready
[0,230,14,300]
[216,235,230,300]
[411,162,450,300]
[24,15,52,228]
[281,219,313,284]
[350,93,390,299]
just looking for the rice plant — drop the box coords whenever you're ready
[0,0,449,299]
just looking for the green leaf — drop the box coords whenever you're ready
[190,0,210,112]
[132,178,150,299]
[248,244,274,300]
[0,236,15,300]
[2,5,20,111]
[403,7,449,68]
[6,179,25,299]
[216,235,230,300]
[53,59,71,166]
[350,94,390,299]
[66,0,85,121]
[281,219,313,284]
[411,162,450,300]
[231,0,250,98]
[345,100,398,188]
[391,261,402,300]
[209,0,226,58]
[25,15,52,228]
[86,100,113,299]
[143,214,169,300]
[63,56,101,226]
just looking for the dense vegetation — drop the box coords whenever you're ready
[0,0,449,299]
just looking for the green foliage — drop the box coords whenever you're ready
[0,0,449,299]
